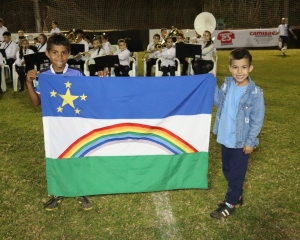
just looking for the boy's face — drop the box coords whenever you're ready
[166,38,173,48]
[51,22,57,29]
[76,33,83,39]
[45,44,70,72]
[176,36,183,42]
[118,42,126,50]
[3,35,11,43]
[161,29,167,38]
[229,58,253,86]
[153,36,160,44]
[93,40,101,49]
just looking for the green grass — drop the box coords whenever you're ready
[1,49,300,239]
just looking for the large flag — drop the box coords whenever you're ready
[39,74,216,197]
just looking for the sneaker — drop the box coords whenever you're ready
[44,196,64,211]
[77,196,93,210]
[210,204,235,219]
[218,196,243,207]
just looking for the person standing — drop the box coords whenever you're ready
[0,18,8,42]
[275,18,297,55]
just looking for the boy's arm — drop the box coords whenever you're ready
[289,28,297,39]
[26,69,41,106]
[245,90,265,148]
[213,83,221,107]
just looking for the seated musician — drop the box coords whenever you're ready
[74,29,89,51]
[102,34,112,55]
[159,37,176,76]
[83,35,93,49]
[146,34,161,77]
[175,33,188,75]
[160,28,168,41]
[192,30,214,75]
[15,39,35,92]
[113,39,131,77]
[190,32,203,44]
[37,34,47,52]
[81,37,105,76]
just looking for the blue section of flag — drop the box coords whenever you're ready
[39,75,216,119]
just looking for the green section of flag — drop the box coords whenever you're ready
[46,152,208,197]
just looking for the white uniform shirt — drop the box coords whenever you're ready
[82,48,105,64]
[0,40,18,59]
[0,26,8,42]
[37,42,47,52]
[277,24,290,37]
[147,43,160,59]
[50,27,61,35]
[78,39,89,52]
[160,47,176,67]
[15,49,34,66]
[103,41,112,55]
[190,36,204,45]
[114,48,131,66]
[201,43,214,60]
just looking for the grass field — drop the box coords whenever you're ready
[0,49,300,239]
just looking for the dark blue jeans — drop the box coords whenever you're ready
[221,145,249,205]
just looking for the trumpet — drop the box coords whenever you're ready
[142,43,162,62]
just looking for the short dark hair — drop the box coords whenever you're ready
[102,34,108,40]
[75,29,84,35]
[229,48,252,65]
[52,21,58,26]
[153,34,160,39]
[117,39,125,44]
[2,31,11,37]
[83,35,91,41]
[46,33,70,52]
[165,36,173,42]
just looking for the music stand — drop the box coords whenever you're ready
[24,53,37,70]
[29,45,38,53]
[70,44,85,56]
[175,43,202,59]
[94,55,120,74]
[125,40,144,52]
[0,49,7,59]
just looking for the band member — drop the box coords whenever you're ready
[146,34,161,77]
[15,39,35,92]
[159,37,176,76]
[0,18,8,42]
[50,21,61,35]
[161,28,168,40]
[74,29,89,51]
[0,31,18,80]
[114,39,131,77]
[83,36,93,49]
[175,33,188,75]
[33,37,39,46]
[37,34,47,52]
[15,30,25,44]
[190,32,203,44]
[81,37,105,76]
[102,35,111,55]
[192,30,214,75]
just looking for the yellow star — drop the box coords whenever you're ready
[65,81,72,88]
[57,106,63,113]
[59,89,79,108]
[50,90,57,97]
[75,108,81,114]
[80,94,87,101]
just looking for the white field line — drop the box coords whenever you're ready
[151,191,181,240]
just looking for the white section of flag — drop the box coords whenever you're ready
[43,114,211,158]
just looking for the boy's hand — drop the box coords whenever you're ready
[243,145,253,154]
[97,69,109,77]
[26,69,38,83]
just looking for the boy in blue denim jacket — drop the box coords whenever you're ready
[210,48,265,219]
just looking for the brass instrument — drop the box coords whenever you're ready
[142,43,162,62]
[65,30,76,43]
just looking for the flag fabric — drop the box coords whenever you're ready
[39,74,216,197]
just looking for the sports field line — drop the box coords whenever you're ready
[151,191,181,240]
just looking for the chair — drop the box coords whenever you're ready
[216,19,226,30]
[128,57,137,77]
[155,58,181,77]
[1,59,11,92]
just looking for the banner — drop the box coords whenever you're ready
[149,28,278,49]
[39,74,216,197]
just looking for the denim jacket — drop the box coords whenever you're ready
[213,76,265,148]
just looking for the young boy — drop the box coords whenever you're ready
[210,48,265,219]
[101,34,112,55]
[159,37,176,76]
[26,33,94,211]
[145,33,161,76]
[50,21,61,35]
[113,39,131,77]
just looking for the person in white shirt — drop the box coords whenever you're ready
[37,34,47,52]
[0,31,18,80]
[192,30,214,75]
[83,36,93,49]
[159,37,176,76]
[50,21,61,35]
[0,18,8,42]
[114,39,131,77]
[146,34,161,76]
[81,37,105,76]
[15,39,34,92]
[74,29,89,51]
[190,32,203,44]
[274,18,297,55]
[102,35,112,55]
